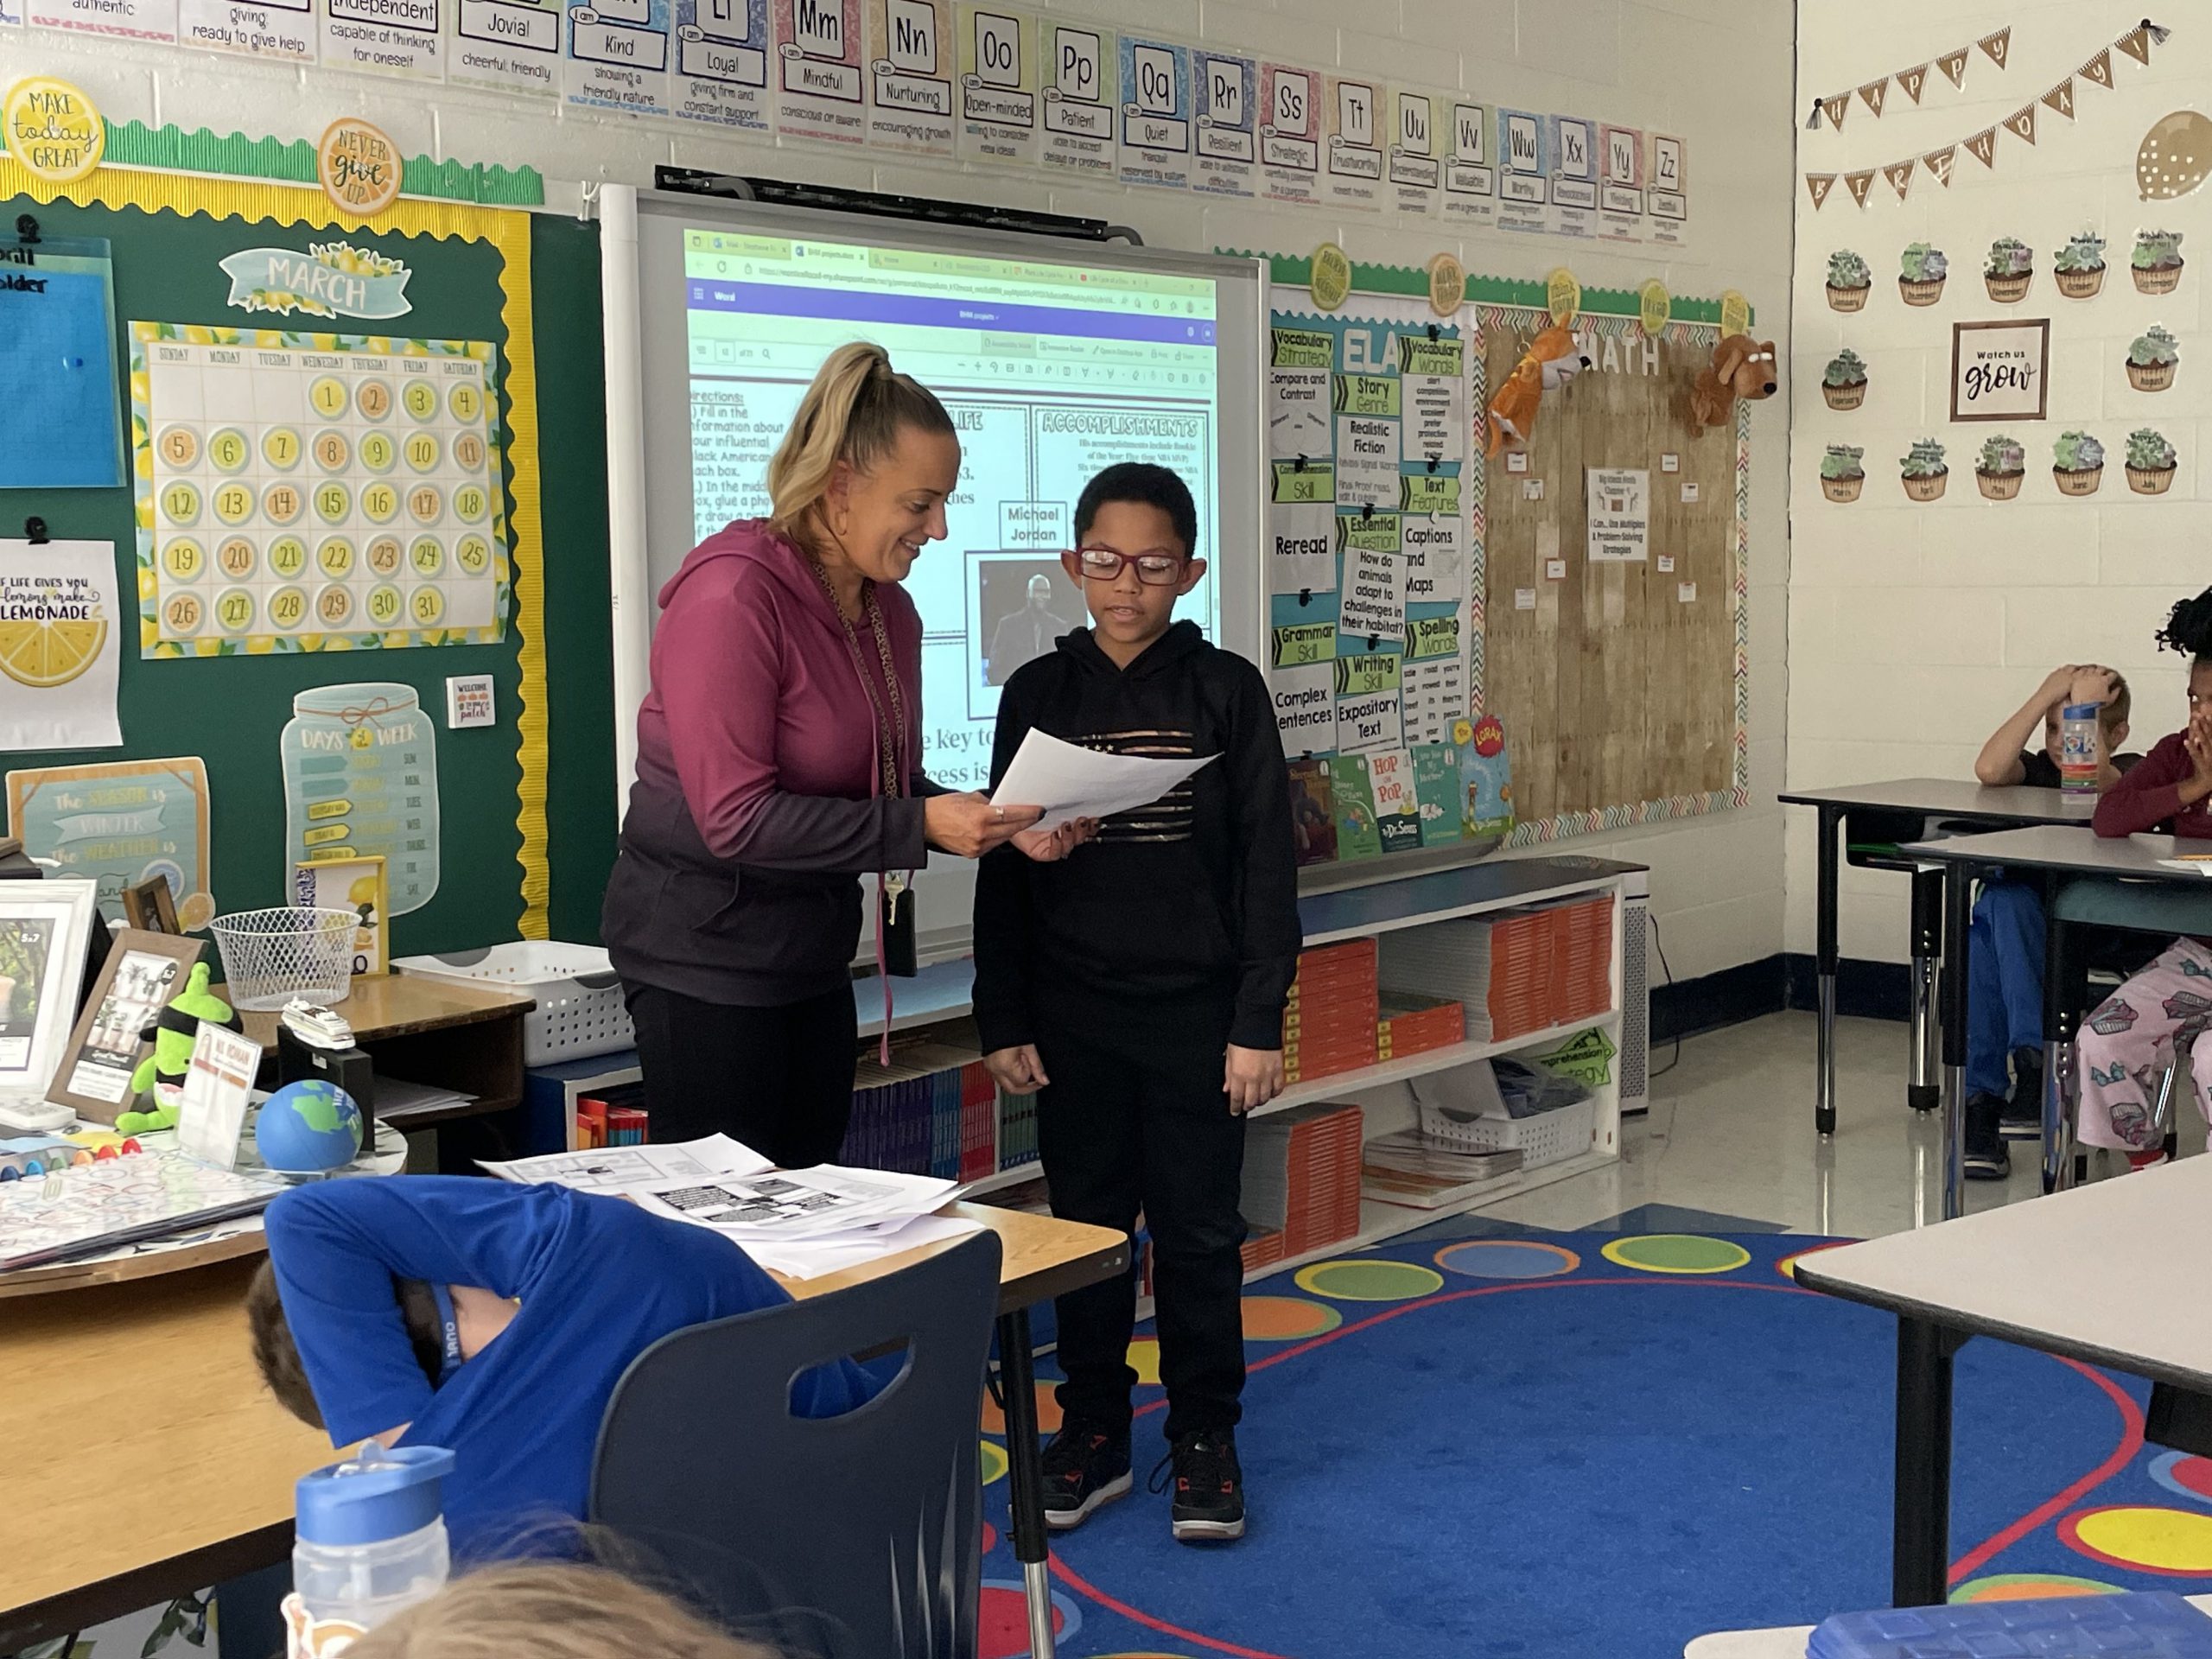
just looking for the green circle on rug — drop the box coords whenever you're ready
[1294,1260,1444,1300]
[1951,1573,2122,1603]
[1435,1239,1580,1280]
[1242,1294,1344,1338]
[979,1440,1007,1487]
[1600,1235,1751,1274]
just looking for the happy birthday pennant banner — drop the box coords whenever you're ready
[1808,29,2007,128]
[1805,16,2171,206]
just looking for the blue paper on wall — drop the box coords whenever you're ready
[0,237,125,489]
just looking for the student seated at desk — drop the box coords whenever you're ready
[974,462,1300,1545]
[251,1177,880,1557]
[2077,588,2212,1168]
[1965,665,2137,1179]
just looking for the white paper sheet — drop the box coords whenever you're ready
[1268,500,1336,595]
[0,541,122,752]
[989,728,1217,833]
[631,1163,957,1242]
[1335,413,1402,507]
[480,1134,772,1192]
[1272,659,1336,752]
[177,1025,261,1172]
[1335,689,1403,753]
[746,1214,982,1280]
[1338,544,1408,641]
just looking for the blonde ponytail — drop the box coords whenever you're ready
[766,342,956,531]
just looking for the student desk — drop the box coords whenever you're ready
[1789,1159,2212,1608]
[1683,1594,2212,1656]
[1779,781,2095,1136]
[1896,825,2203,1219]
[0,1202,1125,1656]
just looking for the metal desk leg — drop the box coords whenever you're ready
[1893,1317,1960,1606]
[1939,862,1972,1221]
[1908,865,1943,1112]
[2045,909,2086,1193]
[996,1308,1057,1659]
[1817,804,1841,1136]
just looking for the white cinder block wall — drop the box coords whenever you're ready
[6,0,1796,981]
[1789,0,2205,965]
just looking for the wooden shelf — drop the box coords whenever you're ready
[1262,1007,1622,1117]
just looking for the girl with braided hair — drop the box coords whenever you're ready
[2076,586,2212,1164]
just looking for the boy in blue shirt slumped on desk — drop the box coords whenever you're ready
[972,462,1300,1543]
[250,1176,880,1558]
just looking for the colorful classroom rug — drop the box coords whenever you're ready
[976,1228,2212,1659]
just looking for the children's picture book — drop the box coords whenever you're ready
[1288,758,1338,866]
[1328,754,1383,859]
[1460,714,1515,839]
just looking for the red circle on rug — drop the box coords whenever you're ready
[2160,1454,2212,1503]
[981,1520,998,1554]
[980,1585,1065,1657]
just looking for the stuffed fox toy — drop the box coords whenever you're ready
[1484,325,1592,455]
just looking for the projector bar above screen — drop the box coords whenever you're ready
[605,187,1267,960]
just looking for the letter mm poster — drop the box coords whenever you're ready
[1263,287,1477,869]
[773,0,864,141]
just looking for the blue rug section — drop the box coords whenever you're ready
[981,1230,2212,1659]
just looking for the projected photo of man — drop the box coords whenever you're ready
[983,569,1076,685]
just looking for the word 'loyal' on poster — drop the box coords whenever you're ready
[1586,467,1649,563]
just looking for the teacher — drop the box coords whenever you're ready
[602,343,1046,1166]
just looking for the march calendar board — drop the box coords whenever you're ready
[131,324,511,658]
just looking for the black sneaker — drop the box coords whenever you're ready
[2001,1047,2044,1141]
[1039,1421,1130,1532]
[1964,1094,2011,1181]
[1151,1430,1245,1542]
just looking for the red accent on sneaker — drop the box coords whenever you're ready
[2129,1149,2170,1171]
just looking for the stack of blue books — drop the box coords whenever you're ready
[1810,1593,2212,1657]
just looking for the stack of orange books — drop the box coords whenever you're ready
[1382,895,1616,1044]
[1243,1102,1365,1255]
[1377,994,1465,1060]
[1282,939,1380,1084]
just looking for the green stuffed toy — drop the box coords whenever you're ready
[120,962,244,1135]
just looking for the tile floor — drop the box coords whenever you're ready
[1470,1009,2204,1240]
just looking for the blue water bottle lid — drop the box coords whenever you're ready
[2063,702,2101,719]
[296,1445,457,1547]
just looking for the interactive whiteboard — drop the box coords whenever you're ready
[603,188,1267,956]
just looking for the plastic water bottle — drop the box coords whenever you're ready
[288,1443,456,1655]
[2059,702,2101,792]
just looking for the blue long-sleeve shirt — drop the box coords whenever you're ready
[263,1176,876,1557]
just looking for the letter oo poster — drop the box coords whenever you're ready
[1263,285,1480,868]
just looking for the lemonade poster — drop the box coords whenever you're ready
[0,541,122,751]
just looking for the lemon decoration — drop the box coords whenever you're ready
[0,611,107,688]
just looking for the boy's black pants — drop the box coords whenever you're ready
[1035,1020,1247,1444]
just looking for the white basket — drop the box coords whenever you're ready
[392,942,632,1067]
[1418,1093,1598,1170]
[209,907,360,1011]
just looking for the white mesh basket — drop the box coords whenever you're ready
[208,906,360,1011]
[1418,1093,1598,1169]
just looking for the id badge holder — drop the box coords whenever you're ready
[881,872,918,978]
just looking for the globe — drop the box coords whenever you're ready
[254,1080,363,1173]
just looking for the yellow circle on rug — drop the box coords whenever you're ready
[2066,1506,2212,1573]
[1294,1260,1444,1301]
[1601,1235,1751,1274]
[978,1440,1007,1488]
[1776,1243,1850,1283]
[1242,1295,1344,1339]
[1127,1337,1161,1385]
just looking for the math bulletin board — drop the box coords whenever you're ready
[1474,301,1749,840]
[0,158,621,950]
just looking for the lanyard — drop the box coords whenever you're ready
[803,553,907,804]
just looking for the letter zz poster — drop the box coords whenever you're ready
[1264,287,1473,865]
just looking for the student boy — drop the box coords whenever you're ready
[972,462,1300,1543]
[251,1176,879,1556]
[1962,664,2135,1179]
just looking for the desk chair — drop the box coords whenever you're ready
[590,1230,1003,1659]
[2045,880,2212,1189]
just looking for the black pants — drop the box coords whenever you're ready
[626,981,857,1167]
[1036,1021,1247,1443]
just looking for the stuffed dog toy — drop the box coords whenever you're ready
[1484,324,1592,455]
[1689,333,1778,432]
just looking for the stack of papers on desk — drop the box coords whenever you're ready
[482,1136,974,1279]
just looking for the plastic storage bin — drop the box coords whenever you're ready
[1419,1093,1598,1169]
[392,942,632,1065]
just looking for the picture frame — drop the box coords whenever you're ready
[0,878,102,1111]
[122,875,181,936]
[47,929,204,1122]
[1951,318,2051,423]
[293,855,388,976]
